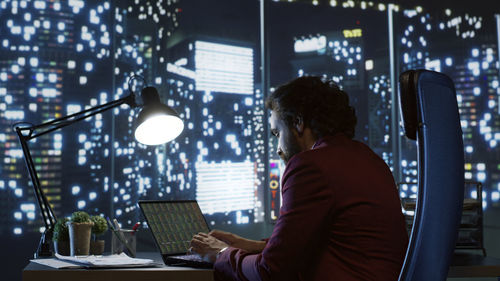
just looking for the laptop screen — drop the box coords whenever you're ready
[139,200,210,255]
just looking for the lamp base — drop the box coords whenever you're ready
[34,231,53,258]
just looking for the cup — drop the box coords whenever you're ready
[111,229,137,257]
[67,222,93,256]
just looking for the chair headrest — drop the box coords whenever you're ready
[398,70,420,140]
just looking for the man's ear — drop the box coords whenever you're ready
[293,116,305,136]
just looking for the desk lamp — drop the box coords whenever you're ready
[14,76,184,258]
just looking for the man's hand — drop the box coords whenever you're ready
[209,230,266,254]
[190,232,229,263]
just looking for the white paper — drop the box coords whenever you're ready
[54,253,156,268]
[30,258,83,269]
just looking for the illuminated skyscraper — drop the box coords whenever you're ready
[289,30,368,141]
[397,10,500,205]
[0,0,118,236]
[159,38,266,226]
[0,0,182,235]
[366,59,393,168]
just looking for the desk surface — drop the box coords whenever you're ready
[23,252,500,281]
[448,253,500,278]
[23,252,214,281]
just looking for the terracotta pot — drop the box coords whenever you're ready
[67,222,93,256]
[53,240,70,256]
[90,240,105,255]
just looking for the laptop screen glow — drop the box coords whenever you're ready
[140,201,210,255]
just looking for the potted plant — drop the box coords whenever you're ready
[53,217,70,256]
[67,211,94,256]
[90,215,108,255]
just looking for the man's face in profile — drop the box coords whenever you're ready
[269,110,302,165]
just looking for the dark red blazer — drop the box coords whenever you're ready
[214,134,409,281]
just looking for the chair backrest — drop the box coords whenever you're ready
[398,70,465,281]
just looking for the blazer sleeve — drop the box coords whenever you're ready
[213,155,333,281]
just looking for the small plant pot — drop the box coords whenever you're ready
[53,240,70,256]
[67,222,93,256]
[90,240,105,255]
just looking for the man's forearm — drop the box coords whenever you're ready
[209,230,267,254]
[241,239,266,253]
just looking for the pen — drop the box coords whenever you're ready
[106,217,115,231]
[113,218,121,230]
[111,228,135,257]
[132,222,140,235]
[113,218,126,239]
[111,218,135,257]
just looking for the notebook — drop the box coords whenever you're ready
[138,200,213,268]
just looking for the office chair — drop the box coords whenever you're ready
[397,70,465,281]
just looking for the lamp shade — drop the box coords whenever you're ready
[134,87,184,145]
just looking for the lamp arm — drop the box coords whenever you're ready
[14,93,136,257]
[19,94,136,140]
[16,131,55,230]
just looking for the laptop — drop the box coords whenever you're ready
[138,200,213,268]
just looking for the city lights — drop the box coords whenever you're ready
[0,0,498,255]
[397,2,499,208]
[194,41,254,95]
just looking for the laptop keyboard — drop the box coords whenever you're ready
[173,254,206,262]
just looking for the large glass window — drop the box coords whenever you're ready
[394,7,500,209]
[0,1,499,279]
[0,0,263,273]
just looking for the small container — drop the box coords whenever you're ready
[111,229,137,257]
[67,222,93,256]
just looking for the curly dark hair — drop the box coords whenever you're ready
[265,76,357,139]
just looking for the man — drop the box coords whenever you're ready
[191,76,409,280]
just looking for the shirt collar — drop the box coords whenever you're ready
[311,133,348,150]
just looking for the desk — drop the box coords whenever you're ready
[449,253,500,279]
[23,252,500,281]
[23,252,214,281]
